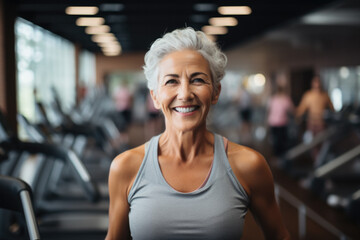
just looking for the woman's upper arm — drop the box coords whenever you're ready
[106,148,143,240]
[248,156,290,239]
[229,145,290,240]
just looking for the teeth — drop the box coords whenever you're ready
[175,107,196,113]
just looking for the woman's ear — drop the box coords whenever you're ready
[150,90,161,109]
[211,84,221,104]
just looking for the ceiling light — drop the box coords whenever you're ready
[218,6,252,15]
[65,6,98,15]
[85,25,111,34]
[91,33,117,43]
[98,41,121,48]
[103,51,121,56]
[76,17,105,26]
[202,25,228,35]
[102,45,122,52]
[102,46,122,56]
[209,17,238,26]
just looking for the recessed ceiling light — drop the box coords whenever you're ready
[76,17,105,26]
[65,6,98,15]
[91,33,117,43]
[202,25,228,35]
[218,6,252,15]
[85,25,111,34]
[209,17,238,26]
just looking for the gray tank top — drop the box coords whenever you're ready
[128,133,249,240]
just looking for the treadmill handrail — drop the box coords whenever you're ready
[20,190,41,240]
[285,126,338,161]
[0,139,100,202]
[315,144,360,178]
[0,175,41,240]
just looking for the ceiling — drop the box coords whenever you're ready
[13,0,342,55]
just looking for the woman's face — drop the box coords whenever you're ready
[150,49,220,132]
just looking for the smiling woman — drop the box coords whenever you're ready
[105,27,290,240]
[150,49,218,133]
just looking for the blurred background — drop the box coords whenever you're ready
[1,0,360,239]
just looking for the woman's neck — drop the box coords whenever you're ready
[159,127,214,163]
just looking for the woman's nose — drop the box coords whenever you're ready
[177,82,193,100]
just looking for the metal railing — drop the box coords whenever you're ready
[274,184,350,240]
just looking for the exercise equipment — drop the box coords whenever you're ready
[0,175,40,240]
[283,105,360,223]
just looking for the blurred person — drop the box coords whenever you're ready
[296,75,334,137]
[296,75,334,159]
[236,83,253,145]
[113,82,133,125]
[145,92,163,140]
[267,85,294,157]
[106,27,290,240]
[113,82,133,143]
[77,80,88,104]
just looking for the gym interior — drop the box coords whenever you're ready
[1,0,360,239]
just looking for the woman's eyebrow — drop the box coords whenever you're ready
[162,72,208,78]
[163,73,179,78]
[190,72,208,78]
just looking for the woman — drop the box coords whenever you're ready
[106,27,290,240]
[267,85,294,157]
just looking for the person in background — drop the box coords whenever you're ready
[144,92,163,140]
[296,75,334,159]
[236,83,253,145]
[113,82,133,143]
[106,27,290,240]
[267,85,294,157]
[113,82,133,126]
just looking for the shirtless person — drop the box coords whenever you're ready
[296,75,334,136]
[296,75,334,161]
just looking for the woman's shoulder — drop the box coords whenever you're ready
[227,141,265,167]
[226,141,273,196]
[109,144,146,182]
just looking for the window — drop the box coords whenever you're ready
[321,66,360,111]
[15,18,76,123]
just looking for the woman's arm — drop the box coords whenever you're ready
[247,155,290,239]
[228,143,290,240]
[105,147,144,240]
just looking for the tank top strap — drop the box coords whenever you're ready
[213,133,231,170]
[213,133,250,201]
[127,134,161,202]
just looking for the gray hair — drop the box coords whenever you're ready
[143,27,227,95]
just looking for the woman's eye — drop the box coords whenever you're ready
[165,79,177,85]
[192,78,205,83]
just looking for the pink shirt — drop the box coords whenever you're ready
[114,86,132,111]
[146,94,159,114]
[267,95,294,127]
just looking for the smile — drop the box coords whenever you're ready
[174,106,198,113]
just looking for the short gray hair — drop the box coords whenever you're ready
[143,27,227,95]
